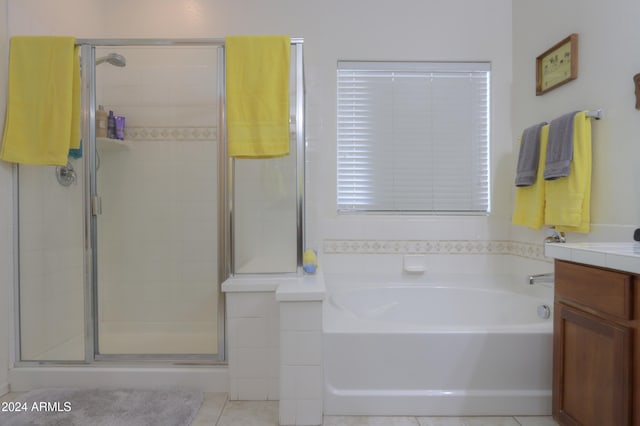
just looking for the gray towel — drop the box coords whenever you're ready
[515,122,547,187]
[544,111,580,180]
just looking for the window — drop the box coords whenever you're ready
[337,61,490,214]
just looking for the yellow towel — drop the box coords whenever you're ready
[0,36,80,166]
[226,35,290,158]
[512,125,549,229]
[545,111,591,233]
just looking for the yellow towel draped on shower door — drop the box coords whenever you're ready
[0,36,80,166]
[225,35,291,158]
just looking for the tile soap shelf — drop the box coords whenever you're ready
[97,137,128,151]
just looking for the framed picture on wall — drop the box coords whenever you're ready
[536,33,578,95]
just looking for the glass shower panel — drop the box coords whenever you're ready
[95,46,219,355]
[233,46,299,274]
[18,162,86,361]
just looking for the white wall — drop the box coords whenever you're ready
[0,0,10,395]
[511,0,640,244]
[7,1,636,279]
[304,0,514,249]
[6,0,514,269]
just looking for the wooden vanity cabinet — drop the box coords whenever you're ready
[553,259,638,426]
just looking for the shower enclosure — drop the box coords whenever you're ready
[14,39,304,365]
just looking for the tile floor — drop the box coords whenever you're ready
[186,393,560,426]
[2,392,559,426]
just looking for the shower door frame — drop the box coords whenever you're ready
[80,41,229,363]
[13,38,305,366]
[81,38,305,362]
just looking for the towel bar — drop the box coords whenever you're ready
[586,109,603,119]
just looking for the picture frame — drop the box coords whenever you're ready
[536,33,578,95]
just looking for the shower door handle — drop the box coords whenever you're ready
[91,196,102,216]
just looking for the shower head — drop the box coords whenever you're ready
[96,53,126,67]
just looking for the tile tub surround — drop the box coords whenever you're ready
[321,239,557,283]
[225,287,280,401]
[277,279,324,426]
[323,224,640,261]
[323,239,548,261]
[222,273,325,426]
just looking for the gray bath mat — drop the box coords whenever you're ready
[0,387,204,426]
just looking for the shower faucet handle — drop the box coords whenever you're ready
[55,162,77,187]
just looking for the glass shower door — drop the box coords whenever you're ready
[94,45,221,357]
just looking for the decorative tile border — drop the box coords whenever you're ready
[124,126,217,141]
[322,239,549,262]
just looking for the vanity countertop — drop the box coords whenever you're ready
[545,242,640,274]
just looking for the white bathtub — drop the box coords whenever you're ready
[323,275,553,416]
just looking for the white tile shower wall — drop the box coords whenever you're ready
[17,164,85,360]
[227,292,280,401]
[96,46,218,129]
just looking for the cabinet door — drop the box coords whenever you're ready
[553,303,631,426]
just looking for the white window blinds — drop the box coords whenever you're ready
[337,61,491,214]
